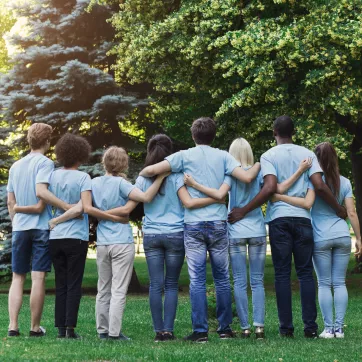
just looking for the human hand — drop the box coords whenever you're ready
[270,194,281,203]
[355,238,362,258]
[336,205,348,220]
[218,197,226,205]
[112,215,129,224]
[13,204,18,213]
[184,173,196,187]
[49,219,57,230]
[298,158,313,173]
[228,207,246,224]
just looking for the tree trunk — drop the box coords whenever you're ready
[350,136,362,272]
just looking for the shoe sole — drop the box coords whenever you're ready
[195,339,208,343]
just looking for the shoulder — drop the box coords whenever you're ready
[340,176,351,188]
[78,171,91,182]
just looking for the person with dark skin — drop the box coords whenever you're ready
[228,116,347,339]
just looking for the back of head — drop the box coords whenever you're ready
[273,115,294,138]
[55,133,91,168]
[190,117,216,145]
[144,134,173,167]
[27,123,52,150]
[229,138,254,168]
[103,146,128,178]
[315,142,340,197]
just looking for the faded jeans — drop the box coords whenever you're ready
[184,221,232,333]
[143,232,185,332]
[313,237,351,330]
[229,237,266,330]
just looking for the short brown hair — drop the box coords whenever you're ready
[27,123,52,149]
[55,133,91,168]
[102,146,128,178]
[190,117,216,145]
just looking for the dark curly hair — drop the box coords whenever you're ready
[55,133,91,168]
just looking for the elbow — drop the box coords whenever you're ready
[214,194,224,201]
[266,185,277,198]
[347,210,356,220]
[183,201,193,209]
[244,176,253,184]
[36,189,45,200]
[82,205,91,215]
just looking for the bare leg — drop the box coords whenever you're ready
[8,273,26,331]
[30,271,46,331]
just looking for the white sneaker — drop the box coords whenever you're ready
[335,328,344,339]
[319,329,334,339]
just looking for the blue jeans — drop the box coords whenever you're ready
[184,221,232,333]
[143,232,185,332]
[229,237,266,330]
[313,237,351,330]
[269,217,318,334]
[12,230,51,274]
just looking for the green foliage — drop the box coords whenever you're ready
[0,0,14,73]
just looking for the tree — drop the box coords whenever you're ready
[111,0,362,226]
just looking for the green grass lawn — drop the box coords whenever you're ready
[0,256,362,361]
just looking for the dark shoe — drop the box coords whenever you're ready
[280,332,294,338]
[184,332,208,343]
[219,330,235,339]
[109,333,131,341]
[29,326,46,337]
[98,333,108,340]
[163,332,176,341]
[66,328,81,339]
[305,330,318,339]
[57,327,66,339]
[154,332,164,343]
[8,329,20,337]
[255,327,265,340]
[241,329,252,339]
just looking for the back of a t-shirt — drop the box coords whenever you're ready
[261,144,322,222]
[225,170,266,239]
[166,145,240,223]
[311,176,352,242]
[136,173,184,234]
[49,169,91,241]
[7,153,54,231]
[91,176,135,245]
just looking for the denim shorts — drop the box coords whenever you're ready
[12,229,51,274]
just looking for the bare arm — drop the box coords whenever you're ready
[228,175,277,224]
[106,200,139,217]
[14,200,47,214]
[49,200,84,230]
[129,173,169,203]
[139,160,171,177]
[276,158,312,194]
[271,189,315,210]
[310,173,347,219]
[231,162,261,184]
[36,183,71,211]
[344,197,361,257]
[81,191,129,223]
[177,186,223,209]
[7,192,16,221]
[183,173,230,201]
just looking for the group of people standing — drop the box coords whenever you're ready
[6,116,361,343]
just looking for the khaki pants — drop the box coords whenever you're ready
[96,243,135,337]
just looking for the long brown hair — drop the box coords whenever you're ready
[315,142,340,197]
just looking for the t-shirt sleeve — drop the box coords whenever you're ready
[307,180,315,190]
[135,176,145,192]
[165,151,184,172]
[260,153,277,177]
[344,179,353,199]
[36,159,54,184]
[174,173,184,192]
[7,167,14,193]
[224,152,240,175]
[308,153,323,177]
[120,179,136,198]
[80,174,92,192]
[223,175,233,188]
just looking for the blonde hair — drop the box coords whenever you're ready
[102,146,128,178]
[27,123,52,150]
[229,138,254,167]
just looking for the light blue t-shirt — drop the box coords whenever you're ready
[261,144,322,222]
[310,176,353,242]
[91,176,135,245]
[166,145,240,223]
[49,169,91,241]
[7,152,54,231]
[224,170,266,239]
[136,174,184,234]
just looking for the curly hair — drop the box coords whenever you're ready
[55,133,91,168]
[102,146,128,178]
[27,123,52,150]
